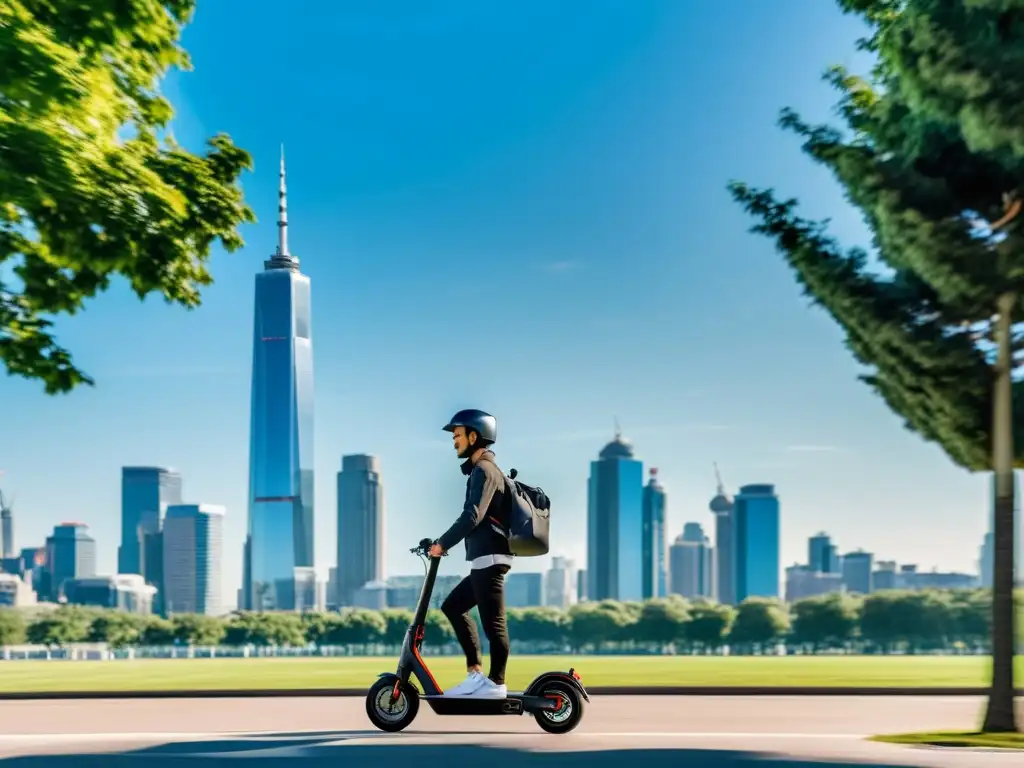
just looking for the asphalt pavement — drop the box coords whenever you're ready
[0,696,1021,767]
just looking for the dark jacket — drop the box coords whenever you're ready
[437,450,513,561]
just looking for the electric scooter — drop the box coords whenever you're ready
[365,538,589,734]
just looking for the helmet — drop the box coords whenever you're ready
[442,409,497,445]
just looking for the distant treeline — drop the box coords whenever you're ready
[1,588,1022,654]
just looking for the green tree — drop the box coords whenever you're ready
[423,609,454,648]
[790,593,861,652]
[26,607,91,647]
[512,607,568,650]
[87,611,142,649]
[171,614,225,646]
[224,612,306,647]
[380,609,413,647]
[727,599,791,652]
[322,609,386,648]
[0,609,27,645]
[948,589,990,650]
[685,601,735,652]
[0,0,253,393]
[728,0,1022,731]
[566,602,632,651]
[139,616,175,645]
[634,598,690,650]
[859,592,903,653]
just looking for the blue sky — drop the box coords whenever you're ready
[2,0,997,605]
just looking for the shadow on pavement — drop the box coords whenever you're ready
[0,734,926,768]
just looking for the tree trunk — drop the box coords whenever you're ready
[982,291,1019,733]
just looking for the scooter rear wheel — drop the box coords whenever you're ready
[366,676,419,732]
[533,679,585,734]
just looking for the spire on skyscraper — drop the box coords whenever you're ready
[265,144,298,271]
[278,145,289,257]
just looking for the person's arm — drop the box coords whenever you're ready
[437,465,502,552]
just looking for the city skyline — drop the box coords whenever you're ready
[2,2,998,603]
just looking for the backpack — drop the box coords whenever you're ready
[501,468,551,557]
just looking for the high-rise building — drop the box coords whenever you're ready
[576,569,587,602]
[163,504,225,616]
[119,467,182,593]
[45,523,96,602]
[121,467,182,617]
[669,522,714,599]
[545,556,578,609]
[641,468,668,599]
[808,532,839,574]
[983,472,1022,586]
[62,574,156,614]
[784,564,843,602]
[243,149,315,612]
[873,560,898,591]
[733,483,781,601]
[586,428,644,602]
[709,464,735,604]
[0,481,13,558]
[506,572,545,607]
[336,454,385,607]
[841,550,874,594]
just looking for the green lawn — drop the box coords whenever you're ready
[0,655,1021,693]
[871,732,1024,750]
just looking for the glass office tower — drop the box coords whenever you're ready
[733,483,781,601]
[586,429,644,602]
[244,149,315,611]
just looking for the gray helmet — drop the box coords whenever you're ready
[442,409,497,445]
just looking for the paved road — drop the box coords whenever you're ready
[0,696,1020,767]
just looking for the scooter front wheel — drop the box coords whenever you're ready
[533,679,585,734]
[366,675,419,732]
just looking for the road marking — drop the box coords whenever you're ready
[0,731,868,742]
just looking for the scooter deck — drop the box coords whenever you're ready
[424,694,555,716]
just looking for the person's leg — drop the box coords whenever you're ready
[471,564,511,689]
[440,575,485,695]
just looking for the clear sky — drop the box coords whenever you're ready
[2,0,997,607]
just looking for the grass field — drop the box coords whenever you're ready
[871,732,1024,750]
[0,655,1021,693]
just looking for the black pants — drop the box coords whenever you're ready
[440,564,511,685]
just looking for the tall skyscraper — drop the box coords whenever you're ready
[808,532,839,574]
[984,472,1022,586]
[709,464,735,604]
[163,504,225,616]
[733,483,781,601]
[45,523,96,602]
[641,468,667,599]
[586,427,644,602]
[0,476,13,558]
[243,149,315,612]
[545,556,578,609]
[669,522,714,599]
[336,454,385,607]
[118,467,182,576]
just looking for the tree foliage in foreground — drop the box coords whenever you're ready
[3,589,1022,654]
[726,0,1024,730]
[730,0,1024,472]
[0,1,253,393]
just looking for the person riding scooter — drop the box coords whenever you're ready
[429,409,513,699]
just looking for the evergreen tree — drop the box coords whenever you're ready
[728,0,1024,731]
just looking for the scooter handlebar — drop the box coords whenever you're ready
[409,538,447,557]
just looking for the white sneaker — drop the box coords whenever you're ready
[444,671,486,697]
[467,678,507,699]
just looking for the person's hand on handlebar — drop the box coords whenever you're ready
[428,542,445,558]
